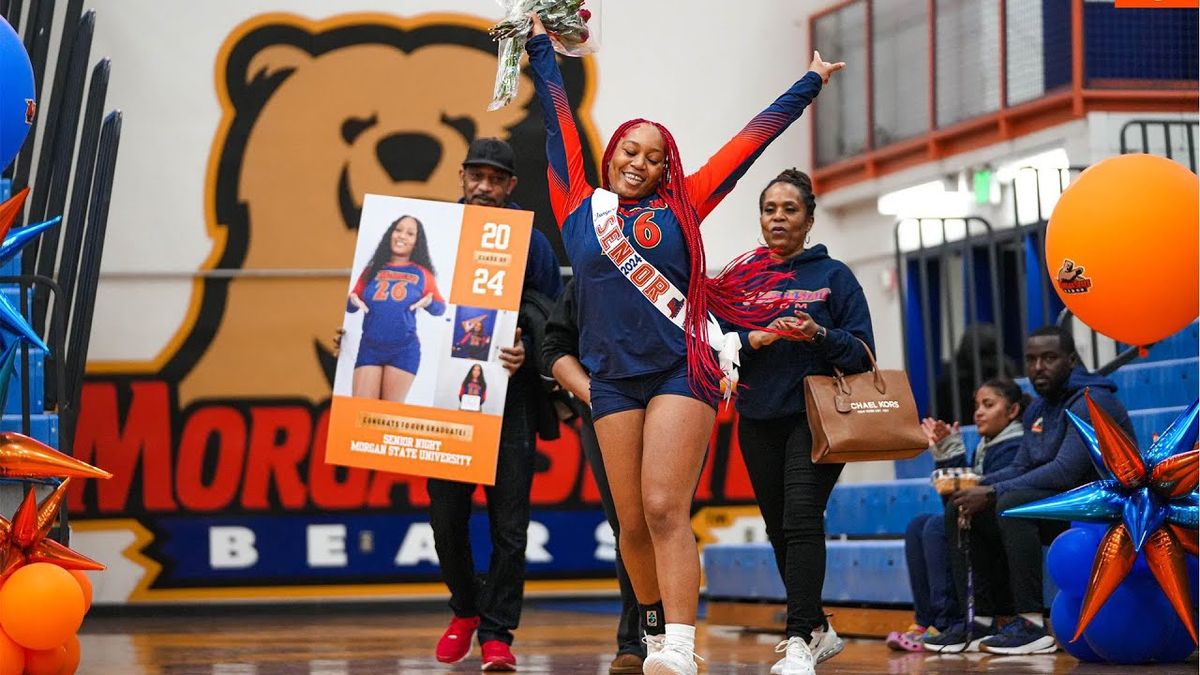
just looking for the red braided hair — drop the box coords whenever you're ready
[601,119,790,396]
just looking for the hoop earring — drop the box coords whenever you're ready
[805,234,811,245]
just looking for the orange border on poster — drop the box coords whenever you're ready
[325,395,503,485]
[448,205,533,310]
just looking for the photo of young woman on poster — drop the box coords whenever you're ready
[458,363,488,412]
[347,214,445,403]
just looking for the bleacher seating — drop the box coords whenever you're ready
[0,180,58,449]
[704,323,1198,627]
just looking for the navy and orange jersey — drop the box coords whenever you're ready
[348,262,446,344]
[526,34,824,378]
[460,380,487,402]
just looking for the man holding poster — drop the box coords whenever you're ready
[428,138,562,671]
[327,138,561,671]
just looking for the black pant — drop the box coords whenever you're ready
[945,488,1066,618]
[576,404,645,657]
[738,413,844,641]
[428,393,535,645]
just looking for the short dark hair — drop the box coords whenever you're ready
[1028,325,1076,355]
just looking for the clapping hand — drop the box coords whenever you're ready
[921,417,959,446]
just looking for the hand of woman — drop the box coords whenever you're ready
[791,311,822,340]
[808,50,846,84]
[410,293,434,312]
[349,293,369,314]
[748,317,796,349]
[528,11,547,37]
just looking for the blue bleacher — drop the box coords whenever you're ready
[0,178,56,448]
[705,323,1198,614]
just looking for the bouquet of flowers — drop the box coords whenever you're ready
[487,0,599,111]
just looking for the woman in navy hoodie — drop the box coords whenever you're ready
[732,169,873,675]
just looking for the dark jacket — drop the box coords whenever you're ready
[541,278,579,378]
[731,245,875,420]
[983,367,1134,496]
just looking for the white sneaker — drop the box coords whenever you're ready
[642,640,702,675]
[770,623,844,674]
[809,623,845,663]
[644,634,666,656]
[771,637,815,675]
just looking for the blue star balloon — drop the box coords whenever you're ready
[0,215,60,265]
[1004,392,1198,643]
[0,215,60,354]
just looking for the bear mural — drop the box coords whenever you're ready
[180,14,601,405]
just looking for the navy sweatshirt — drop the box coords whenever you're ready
[731,245,874,420]
[983,367,1134,496]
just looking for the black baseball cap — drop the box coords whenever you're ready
[463,137,517,175]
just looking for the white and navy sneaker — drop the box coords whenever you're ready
[979,617,1058,655]
[922,620,996,653]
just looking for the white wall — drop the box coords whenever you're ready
[77,0,836,364]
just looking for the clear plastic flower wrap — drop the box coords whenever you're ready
[488,0,600,111]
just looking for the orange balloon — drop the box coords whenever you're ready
[0,628,23,675]
[22,644,65,675]
[0,563,84,650]
[60,634,81,675]
[68,570,93,612]
[1045,154,1199,346]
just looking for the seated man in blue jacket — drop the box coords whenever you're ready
[925,325,1134,656]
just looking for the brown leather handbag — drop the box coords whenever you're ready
[804,340,928,463]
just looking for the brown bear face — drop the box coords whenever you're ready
[235,42,532,269]
[176,15,600,404]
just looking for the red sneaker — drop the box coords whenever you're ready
[435,615,480,663]
[480,640,517,671]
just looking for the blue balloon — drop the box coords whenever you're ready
[1047,527,1101,598]
[1084,577,1174,664]
[1050,592,1104,662]
[1155,611,1198,663]
[0,16,34,172]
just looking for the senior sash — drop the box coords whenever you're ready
[590,189,742,394]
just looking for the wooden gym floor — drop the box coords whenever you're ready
[76,601,1196,674]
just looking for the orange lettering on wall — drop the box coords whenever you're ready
[176,406,247,512]
[70,381,175,513]
[309,408,370,510]
[242,407,311,509]
[530,427,582,505]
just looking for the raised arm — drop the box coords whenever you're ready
[686,51,844,220]
[526,30,594,226]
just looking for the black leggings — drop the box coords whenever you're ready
[738,413,843,641]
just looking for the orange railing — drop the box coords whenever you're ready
[809,0,1198,192]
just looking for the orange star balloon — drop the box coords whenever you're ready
[0,431,112,479]
[1005,394,1198,644]
[0,483,105,581]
